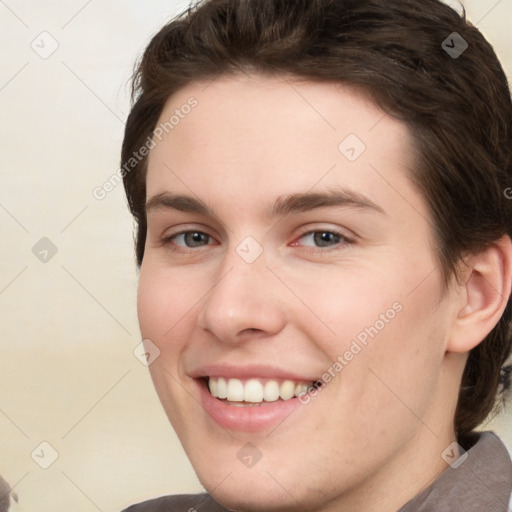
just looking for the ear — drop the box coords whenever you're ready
[447,235,512,354]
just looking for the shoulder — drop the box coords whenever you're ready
[121,493,231,512]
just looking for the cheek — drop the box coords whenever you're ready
[339,273,447,436]
[287,258,447,414]
[137,262,200,343]
[137,263,203,428]
[137,268,166,343]
[136,262,204,408]
[280,262,408,352]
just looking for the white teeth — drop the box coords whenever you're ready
[279,380,295,400]
[227,401,261,407]
[208,378,218,397]
[207,377,312,404]
[226,378,244,401]
[295,382,309,396]
[244,379,264,403]
[263,380,280,402]
[217,377,227,399]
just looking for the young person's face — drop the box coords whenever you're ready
[138,74,463,511]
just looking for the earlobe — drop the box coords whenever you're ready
[448,235,512,354]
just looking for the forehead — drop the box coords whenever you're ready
[145,73,423,221]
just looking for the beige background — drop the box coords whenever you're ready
[0,1,511,511]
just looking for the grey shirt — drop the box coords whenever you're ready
[122,431,512,512]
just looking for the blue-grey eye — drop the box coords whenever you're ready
[300,231,343,247]
[174,231,212,247]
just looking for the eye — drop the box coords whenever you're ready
[162,228,351,252]
[166,230,215,248]
[294,230,351,249]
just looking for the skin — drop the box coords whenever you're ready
[137,73,512,511]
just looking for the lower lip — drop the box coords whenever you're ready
[197,379,305,432]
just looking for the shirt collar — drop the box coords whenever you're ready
[399,431,512,512]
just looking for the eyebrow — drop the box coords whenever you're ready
[145,188,385,218]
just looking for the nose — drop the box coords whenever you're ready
[197,246,287,344]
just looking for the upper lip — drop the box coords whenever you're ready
[188,363,319,382]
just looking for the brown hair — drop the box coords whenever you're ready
[121,0,512,434]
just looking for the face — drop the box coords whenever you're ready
[138,74,460,511]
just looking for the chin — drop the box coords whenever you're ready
[206,482,308,512]
[191,456,331,512]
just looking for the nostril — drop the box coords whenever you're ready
[237,328,266,339]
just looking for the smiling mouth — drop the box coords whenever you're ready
[206,376,317,406]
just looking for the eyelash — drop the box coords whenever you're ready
[161,228,354,253]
